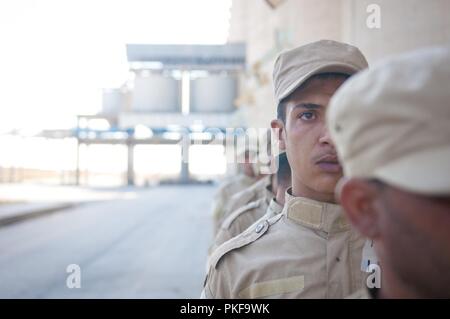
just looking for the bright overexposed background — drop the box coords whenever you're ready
[0,0,231,132]
[0,0,231,184]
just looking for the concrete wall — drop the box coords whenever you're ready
[343,0,450,63]
[229,0,450,128]
[229,0,344,128]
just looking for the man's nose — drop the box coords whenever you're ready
[318,125,335,147]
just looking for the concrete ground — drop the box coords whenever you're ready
[0,184,215,298]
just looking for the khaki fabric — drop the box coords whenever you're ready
[202,189,366,299]
[216,175,272,231]
[259,197,284,221]
[327,46,450,195]
[212,197,283,252]
[211,174,258,233]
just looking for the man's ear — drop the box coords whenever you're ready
[271,119,286,151]
[337,177,381,239]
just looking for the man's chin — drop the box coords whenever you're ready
[314,175,341,196]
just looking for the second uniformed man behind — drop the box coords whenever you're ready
[211,147,263,233]
[202,40,369,298]
[211,152,291,251]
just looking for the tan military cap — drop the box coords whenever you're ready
[327,46,450,195]
[273,40,368,102]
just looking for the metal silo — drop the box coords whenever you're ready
[131,72,181,113]
[101,88,124,115]
[190,74,237,113]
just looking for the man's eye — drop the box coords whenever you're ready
[299,112,316,121]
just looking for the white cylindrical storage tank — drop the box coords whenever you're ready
[190,75,236,113]
[102,88,123,115]
[131,72,181,113]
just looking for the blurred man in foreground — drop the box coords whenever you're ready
[328,46,450,298]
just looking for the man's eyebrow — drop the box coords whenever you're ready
[292,103,322,110]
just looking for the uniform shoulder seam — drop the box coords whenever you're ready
[210,218,271,270]
[221,198,263,230]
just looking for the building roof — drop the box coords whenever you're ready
[126,43,246,70]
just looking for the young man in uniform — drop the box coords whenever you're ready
[202,40,369,298]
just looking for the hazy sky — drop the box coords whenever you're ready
[0,0,232,132]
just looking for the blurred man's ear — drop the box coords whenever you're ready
[271,119,286,151]
[337,178,381,239]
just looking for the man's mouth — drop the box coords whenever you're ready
[315,154,342,173]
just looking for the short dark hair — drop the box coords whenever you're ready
[276,152,291,186]
[277,72,350,123]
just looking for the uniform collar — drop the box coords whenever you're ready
[250,175,271,193]
[268,197,283,214]
[240,174,258,185]
[283,187,349,233]
[263,184,274,203]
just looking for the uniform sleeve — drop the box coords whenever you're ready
[202,268,216,299]
[212,227,233,251]
[211,193,227,234]
[203,262,234,299]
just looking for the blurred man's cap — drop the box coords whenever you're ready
[273,40,368,102]
[327,46,450,196]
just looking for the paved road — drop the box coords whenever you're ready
[0,185,215,298]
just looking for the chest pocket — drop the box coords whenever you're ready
[238,275,305,298]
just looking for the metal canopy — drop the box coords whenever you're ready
[126,43,246,70]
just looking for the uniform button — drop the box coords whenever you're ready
[255,222,265,233]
